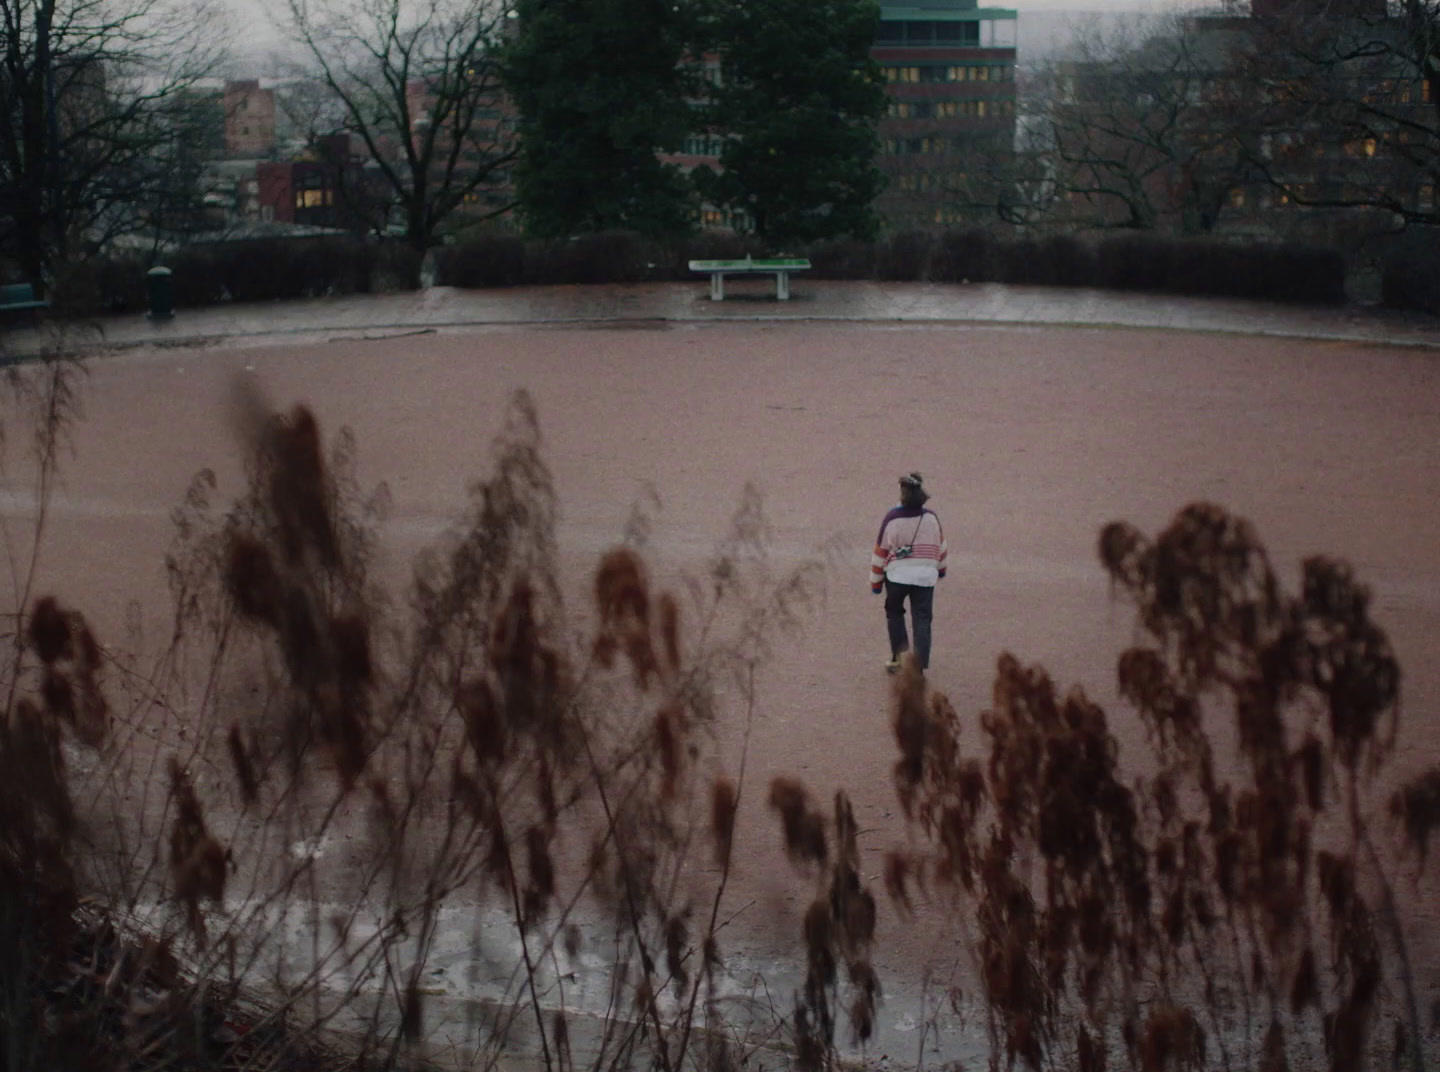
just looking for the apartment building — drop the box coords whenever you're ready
[224,80,278,158]
[403,76,515,220]
[1046,6,1433,240]
[872,0,1019,227]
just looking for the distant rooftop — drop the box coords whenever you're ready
[880,0,1017,16]
[186,220,350,244]
[879,0,1018,22]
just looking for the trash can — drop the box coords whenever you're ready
[146,266,174,321]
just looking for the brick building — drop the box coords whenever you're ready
[403,76,515,220]
[224,80,278,158]
[256,134,377,231]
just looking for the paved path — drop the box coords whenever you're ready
[5,280,1440,356]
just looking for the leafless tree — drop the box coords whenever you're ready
[282,0,518,252]
[1239,0,1438,229]
[0,0,229,291]
[1034,14,1263,235]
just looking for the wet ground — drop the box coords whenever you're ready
[4,285,1439,1067]
[7,278,1440,357]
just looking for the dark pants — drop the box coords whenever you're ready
[884,580,934,670]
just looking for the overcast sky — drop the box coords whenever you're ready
[217,0,1181,67]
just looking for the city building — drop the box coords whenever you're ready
[224,80,278,158]
[671,4,1020,232]
[1042,6,1433,241]
[871,0,1019,227]
[403,75,516,222]
[256,134,379,232]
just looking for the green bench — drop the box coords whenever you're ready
[688,256,811,301]
[0,283,49,316]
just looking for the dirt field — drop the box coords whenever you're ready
[9,318,1440,1062]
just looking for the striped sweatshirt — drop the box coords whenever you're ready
[870,505,948,591]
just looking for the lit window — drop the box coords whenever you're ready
[1363,138,1376,157]
[977,100,986,117]
[1421,185,1435,209]
[1424,80,1431,103]
[977,66,989,82]
[1229,188,1245,207]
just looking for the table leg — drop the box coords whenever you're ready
[776,272,790,300]
[711,273,724,301]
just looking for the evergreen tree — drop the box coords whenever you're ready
[696,0,886,245]
[504,0,696,237]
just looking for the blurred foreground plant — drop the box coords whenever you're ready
[0,366,836,1071]
[885,502,1439,1072]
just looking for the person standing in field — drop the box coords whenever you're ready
[870,472,947,673]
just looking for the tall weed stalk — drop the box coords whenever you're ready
[1,368,834,1071]
[885,502,1439,1072]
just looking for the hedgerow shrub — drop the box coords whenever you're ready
[1095,233,1177,291]
[526,230,657,285]
[931,228,995,283]
[875,231,936,281]
[1381,231,1440,314]
[49,258,149,317]
[434,234,527,287]
[49,229,1350,311]
[46,239,419,318]
[429,226,1350,304]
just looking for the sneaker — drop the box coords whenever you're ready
[884,657,902,674]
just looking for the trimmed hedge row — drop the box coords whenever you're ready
[49,228,1357,315]
[435,229,1349,305]
[1381,231,1440,315]
[432,231,770,289]
[51,239,422,318]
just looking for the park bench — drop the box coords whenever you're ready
[0,283,49,319]
[688,256,811,301]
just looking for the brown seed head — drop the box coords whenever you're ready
[29,597,71,664]
[769,776,828,864]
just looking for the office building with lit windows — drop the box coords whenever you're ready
[872,0,1018,226]
[672,0,1020,231]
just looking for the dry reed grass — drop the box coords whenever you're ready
[0,357,841,1071]
[884,501,1439,1072]
[2,348,1436,1072]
